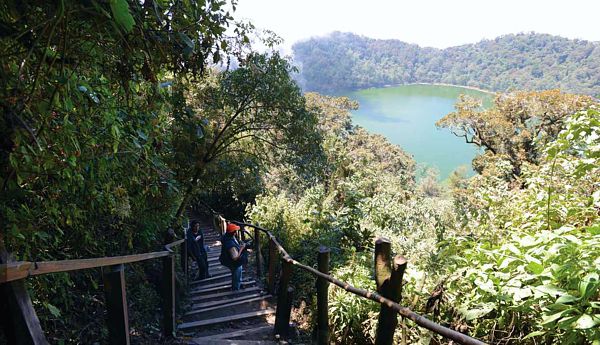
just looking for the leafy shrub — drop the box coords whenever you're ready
[439,108,600,343]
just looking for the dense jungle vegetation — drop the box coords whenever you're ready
[1,0,320,342]
[1,1,599,344]
[248,91,600,344]
[292,32,600,96]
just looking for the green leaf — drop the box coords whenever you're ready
[587,225,600,235]
[110,0,135,33]
[541,310,567,325]
[461,303,495,321]
[523,331,545,339]
[46,303,61,317]
[137,130,148,141]
[573,314,599,329]
[580,274,599,299]
[505,243,521,255]
[178,33,195,49]
[536,284,565,297]
[555,294,579,304]
[526,261,544,275]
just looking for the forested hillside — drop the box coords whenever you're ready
[292,32,600,95]
[249,91,600,344]
[2,1,599,344]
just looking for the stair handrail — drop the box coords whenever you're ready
[223,218,486,345]
[1,237,188,344]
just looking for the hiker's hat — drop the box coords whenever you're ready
[226,223,240,233]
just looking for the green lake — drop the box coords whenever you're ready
[345,84,492,180]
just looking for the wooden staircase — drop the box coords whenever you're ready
[180,219,279,345]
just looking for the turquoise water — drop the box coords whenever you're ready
[345,84,492,180]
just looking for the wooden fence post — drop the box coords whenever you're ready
[0,278,49,345]
[374,238,407,345]
[316,246,330,345]
[162,253,176,338]
[274,259,293,338]
[102,264,130,345]
[181,238,188,282]
[267,238,277,294]
[254,227,263,277]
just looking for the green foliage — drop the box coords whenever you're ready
[0,1,278,342]
[293,32,600,95]
[109,0,135,33]
[249,93,599,344]
[437,90,595,178]
[329,252,379,344]
[247,94,454,343]
[175,52,323,219]
[439,108,600,343]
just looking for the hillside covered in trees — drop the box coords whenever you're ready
[292,32,600,96]
[2,1,599,344]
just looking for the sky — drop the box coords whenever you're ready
[233,0,600,51]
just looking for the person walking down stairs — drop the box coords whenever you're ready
[219,223,249,290]
[188,220,210,280]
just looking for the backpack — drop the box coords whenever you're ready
[219,235,246,269]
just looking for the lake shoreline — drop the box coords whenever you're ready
[347,84,489,179]
[381,82,495,95]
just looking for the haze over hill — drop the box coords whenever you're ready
[292,32,600,95]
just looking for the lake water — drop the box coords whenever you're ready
[345,84,492,180]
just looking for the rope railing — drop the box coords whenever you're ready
[223,218,487,345]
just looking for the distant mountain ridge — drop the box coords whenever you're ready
[292,32,600,96]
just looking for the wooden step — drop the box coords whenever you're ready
[188,267,233,279]
[196,267,231,276]
[190,280,255,295]
[188,339,276,345]
[192,286,262,303]
[185,295,272,317]
[191,281,256,296]
[189,325,274,341]
[178,308,276,331]
[191,273,232,286]
[191,293,264,310]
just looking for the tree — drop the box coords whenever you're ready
[0,0,258,341]
[436,90,595,178]
[1,0,250,257]
[171,52,323,220]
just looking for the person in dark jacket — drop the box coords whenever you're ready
[187,220,209,280]
[219,223,248,290]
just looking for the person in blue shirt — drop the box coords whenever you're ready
[219,223,248,290]
[187,220,209,280]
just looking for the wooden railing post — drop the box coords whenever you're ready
[267,238,277,294]
[254,227,263,277]
[316,246,330,345]
[102,264,130,345]
[162,253,176,338]
[275,258,293,338]
[374,238,407,345]
[0,278,49,344]
[181,238,188,282]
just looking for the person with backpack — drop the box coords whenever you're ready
[187,220,209,280]
[219,223,248,290]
